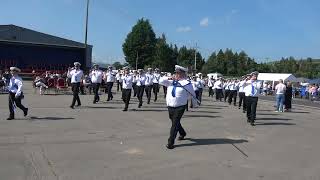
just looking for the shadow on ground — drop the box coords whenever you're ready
[29,116,74,120]
[175,138,248,148]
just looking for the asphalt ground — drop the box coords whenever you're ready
[0,82,320,180]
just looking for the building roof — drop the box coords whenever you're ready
[0,24,90,48]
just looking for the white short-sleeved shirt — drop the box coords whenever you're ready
[68,69,83,83]
[8,76,23,96]
[121,74,133,89]
[136,74,146,86]
[214,80,223,89]
[104,71,116,82]
[275,83,286,94]
[244,80,262,97]
[160,77,197,108]
[90,70,103,83]
[145,73,154,86]
[153,73,161,84]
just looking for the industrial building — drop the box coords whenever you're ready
[0,25,92,73]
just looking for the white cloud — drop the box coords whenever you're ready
[200,17,209,27]
[176,26,192,32]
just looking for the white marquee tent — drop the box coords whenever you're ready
[257,73,298,82]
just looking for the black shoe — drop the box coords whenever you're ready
[107,99,110,101]
[7,117,14,120]
[166,144,174,149]
[93,101,96,104]
[178,135,186,141]
[76,104,81,107]
[238,107,241,109]
[122,108,128,112]
[138,105,142,108]
[247,119,250,123]
[250,122,255,126]
[70,106,74,109]
[243,110,246,113]
[24,108,28,116]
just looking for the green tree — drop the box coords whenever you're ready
[122,18,156,69]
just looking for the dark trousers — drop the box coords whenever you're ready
[238,92,246,110]
[117,80,122,92]
[228,90,237,105]
[153,83,159,101]
[246,96,258,122]
[9,92,27,118]
[198,88,203,104]
[132,83,137,97]
[92,83,100,103]
[168,105,187,145]
[224,90,230,102]
[71,82,81,107]
[191,90,200,107]
[137,85,145,107]
[215,89,223,101]
[122,89,131,110]
[145,85,152,104]
[106,82,114,100]
[209,87,214,97]
[163,86,167,98]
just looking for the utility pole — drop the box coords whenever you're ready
[84,0,90,68]
[194,43,198,73]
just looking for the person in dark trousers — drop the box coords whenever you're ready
[115,70,123,92]
[132,70,138,97]
[159,65,198,149]
[121,67,133,111]
[152,68,161,102]
[104,66,116,101]
[207,76,214,97]
[7,67,28,120]
[244,71,262,126]
[228,79,238,106]
[214,77,223,101]
[224,80,231,102]
[68,62,84,109]
[197,74,204,104]
[89,64,103,104]
[284,81,293,112]
[238,75,250,113]
[145,68,154,104]
[136,69,146,108]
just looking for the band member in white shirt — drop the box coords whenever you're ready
[244,71,262,126]
[67,62,84,109]
[145,68,154,104]
[214,77,223,101]
[238,75,250,112]
[224,79,231,102]
[115,70,123,92]
[228,79,238,106]
[132,70,138,97]
[191,76,201,107]
[207,76,215,97]
[274,79,286,112]
[196,74,205,104]
[160,65,198,149]
[152,68,161,102]
[121,67,133,111]
[7,67,28,120]
[90,64,103,104]
[104,66,116,101]
[136,69,146,108]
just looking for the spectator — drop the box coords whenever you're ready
[275,79,286,112]
[284,82,293,112]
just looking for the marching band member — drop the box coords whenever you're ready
[207,76,215,97]
[145,68,154,104]
[196,73,205,104]
[115,70,123,92]
[191,76,201,107]
[160,65,198,149]
[121,67,133,111]
[136,69,146,108]
[132,70,138,97]
[228,79,238,106]
[7,67,28,120]
[214,77,223,101]
[104,66,116,101]
[243,71,262,126]
[90,64,103,104]
[224,79,231,102]
[238,75,250,112]
[152,68,161,102]
[68,62,84,109]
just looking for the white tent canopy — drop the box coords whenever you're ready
[257,73,297,82]
[207,73,223,80]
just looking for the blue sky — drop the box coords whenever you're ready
[1,0,320,64]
